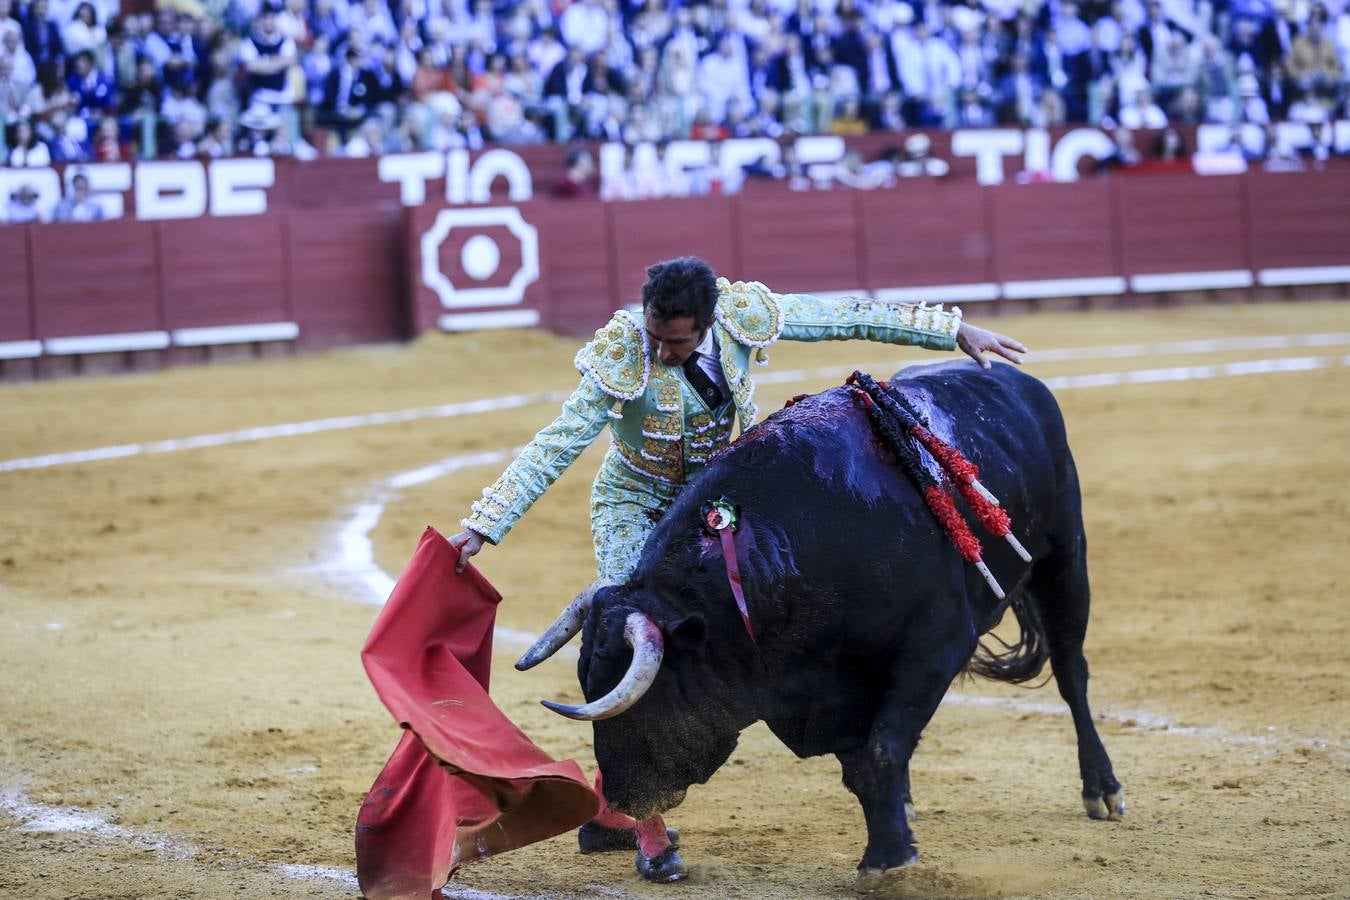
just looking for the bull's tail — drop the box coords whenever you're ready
[967,590,1050,685]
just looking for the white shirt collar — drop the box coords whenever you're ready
[694,327,715,356]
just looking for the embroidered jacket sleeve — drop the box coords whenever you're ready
[460,310,646,545]
[778,291,961,351]
[714,277,960,352]
[460,376,615,545]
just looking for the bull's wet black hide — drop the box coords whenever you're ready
[578,361,1123,876]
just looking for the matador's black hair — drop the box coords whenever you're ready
[641,256,719,329]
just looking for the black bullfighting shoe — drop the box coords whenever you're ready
[636,846,688,883]
[577,820,679,854]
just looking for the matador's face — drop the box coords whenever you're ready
[644,312,705,368]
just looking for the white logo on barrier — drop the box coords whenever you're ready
[419,207,539,308]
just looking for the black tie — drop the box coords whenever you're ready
[682,351,726,409]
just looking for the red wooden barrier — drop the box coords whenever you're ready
[30,220,160,340]
[0,227,32,344]
[610,196,739,300]
[527,200,612,334]
[1118,174,1249,277]
[858,181,992,290]
[1245,167,1350,271]
[990,180,1117,283]
[160,213,291,330]
[290,204,405,348]
[735,188,862,292]
[5,166,1349,382]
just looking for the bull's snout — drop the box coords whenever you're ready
[609,786,688,820]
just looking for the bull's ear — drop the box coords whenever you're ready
[665,614,707,651]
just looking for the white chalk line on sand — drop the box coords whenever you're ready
[334,349,1350,752]
[0,391,570,474]
[9,340,1350,896]
[6,331,1350,475]
[0,788,619,899]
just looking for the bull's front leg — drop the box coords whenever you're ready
[839,741,917,879]
[838,638,974,892]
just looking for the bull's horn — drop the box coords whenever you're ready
[541,612,664,721]
[514,580,612,671]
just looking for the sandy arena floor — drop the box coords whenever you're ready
[1,301,1348,899]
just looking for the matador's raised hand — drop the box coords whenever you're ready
[956,322,1028,370]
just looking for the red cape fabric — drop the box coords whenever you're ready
[356,527,600,899]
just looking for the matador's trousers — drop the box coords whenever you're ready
[589,450,689,582]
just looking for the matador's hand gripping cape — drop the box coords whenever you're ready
[461,279,963,546]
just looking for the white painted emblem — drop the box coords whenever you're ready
[419,206,540,309]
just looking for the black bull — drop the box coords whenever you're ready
[574,361,1124,884]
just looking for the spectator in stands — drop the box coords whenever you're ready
[25,54,62,115]
[873,90,905,130]
[91,114,127,159]
[1194,35,1238,123]
[957,85,995,125]
[161,80,206,149]
[0,0,1338,168]
[829,95,868,134]
[308,0,347,48]
[1236,69,1272,123]
[46,106,89,160]
[1154,126,1187,161]
[21,0,63,70]
[239,7,296,110]
[6,116,49,164]
[238,100,288,154]
[52,169,101,220]
[0,51,30,126]
[60,3,102,59]
[348,0,396,49]
[1118,86,1168,127]
[318,47,371,141]
[560,0,608,56]
[996,51,1043,124]
[343,115,389,156]
[1171,83,1203,122]
[2,27,35,91]
[118,56,161,148]
[66,49,111,121]
[365,43,405,111]
[699,34,751,124]
[688,106,726,140]
[896,132,951,177]
[105,18,139,94]
[5,181,41,221]
[302,32,334,107]
[198,117,233,157]
[1096,125,1142,170]
[1288,10,1342,104]
[552,144,597,196]
[858,28,899,105]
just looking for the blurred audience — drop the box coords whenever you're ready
[0,0,1344,168]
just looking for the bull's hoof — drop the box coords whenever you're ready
[1083,788,1127,821]
[855,854,920,894]
[578,821,680,854]
[636,846,688,883]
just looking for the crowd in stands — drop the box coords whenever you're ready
[1,0,1348,165]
